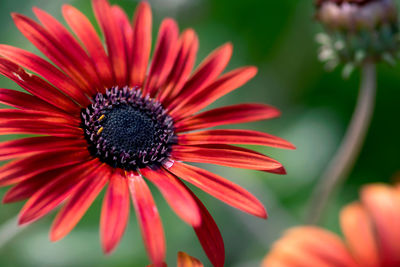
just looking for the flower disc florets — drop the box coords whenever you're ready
[315,0,400,74]
[82,86,176,170]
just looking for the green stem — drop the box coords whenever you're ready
[307,62,376,224]
[0,215,24,249]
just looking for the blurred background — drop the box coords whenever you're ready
[0,0,399,266]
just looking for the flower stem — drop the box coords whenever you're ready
[307,62,376,224]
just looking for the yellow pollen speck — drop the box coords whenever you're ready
[98,115,105,121]
[97,127,104,135]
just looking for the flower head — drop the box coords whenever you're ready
[263,183,400,267]
[0,0,294,266]
[315,0,400,74]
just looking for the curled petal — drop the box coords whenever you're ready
[168,162,267,218]
[141,167,201,226]
[177,252,204,267]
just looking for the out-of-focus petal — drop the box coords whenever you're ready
[129,1,152,87]
[177,251,204,267]
[340,202,380,267]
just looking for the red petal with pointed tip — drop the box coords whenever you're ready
[0,148,91,186]
[3,166,75,203]
[171,144,283,172]
[141,168,201,226]
[186,186,225,267]
[50,164,110,241]
[100,169,130,254]
[143,18,179,97]
[0,136,86,161]
[0,88,65,114]
[18,159,100,225]
[12,13,95,96]
[171,66,257,120]
[167,162,267,218]
[175,103,280,133]
[93,0,128,86]
[127,172,166,266]
[0,56,83,110]
[178,129,295,149]
[130,1,152,87]
[168,43,232,110]
[62,4,114,88]
[33,7,101,95]
[361,184,400,266]
[158,29,199,104]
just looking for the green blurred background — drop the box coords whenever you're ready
[0,0,399,266]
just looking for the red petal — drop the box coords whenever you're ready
[167,162,267,218]
[3,166,75,203]
[93,0,128,87]
[175,103,280,133]
[187,186,225,267]
[0,109,79,126]
[50,164,110,241]
[0,56,84,110]
[361,184,400,266]
[129,1,152,87]
[127,172,166,266]
[170,67,257,120]
[100,169,130,254]
[0,136,86,161]
[141,168,201,226]
[62,4,114,88]
[12,13,95,96]
[18,159,101,225]
[0,148,91,186]
[158,29,199,104]
[0,88,66,114]
[0,119,82,137]
[340,202,380,267]
[177,251,204,267]
[33,7,101,95]
[143,18,179,97]
[167,43,232,110]
[112,5,134,84]
[171,144,283,172]
[178,129,295,149]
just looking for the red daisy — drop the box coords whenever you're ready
[0,0,294,266]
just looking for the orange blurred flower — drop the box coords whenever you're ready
[147,252,203,267]
[263,183,400,267]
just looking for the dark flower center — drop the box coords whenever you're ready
[81,86,176,170]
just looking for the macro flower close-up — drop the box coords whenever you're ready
[0,0,294,266]
[263,183,400,267]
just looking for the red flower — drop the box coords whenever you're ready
[0,0,294,266]
[263,184,400,267]
[147,251,203,267]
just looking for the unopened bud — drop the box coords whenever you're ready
[315,0,400,74]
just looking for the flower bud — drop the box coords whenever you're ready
[315,0,400,75]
